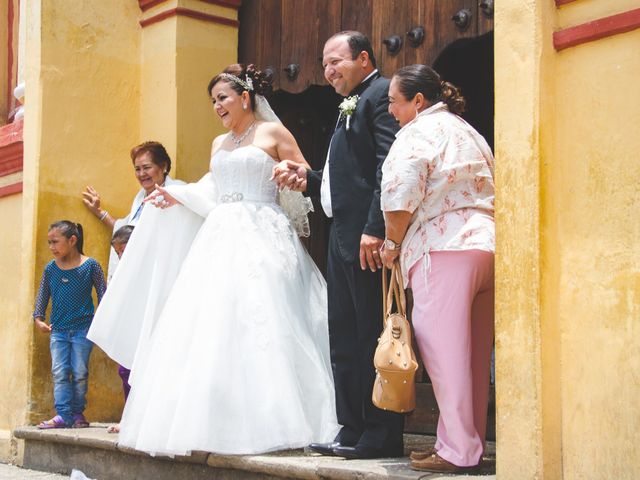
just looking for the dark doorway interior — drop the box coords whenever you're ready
[434,31,495,151]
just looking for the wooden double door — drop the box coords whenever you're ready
[239,0,495,439]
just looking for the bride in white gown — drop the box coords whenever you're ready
[88,64,338,456]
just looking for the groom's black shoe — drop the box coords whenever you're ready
[308,442,344,456]
[332,443,404,460]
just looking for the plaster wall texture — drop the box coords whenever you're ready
[139,0,239,183]
[20,0,141,437]
[496,0,640,478]
[494,0,547,478]
[547,28,640,480]
[0,194,27,444]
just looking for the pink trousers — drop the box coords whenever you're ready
[408,250,494,467]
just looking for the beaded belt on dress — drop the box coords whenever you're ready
[219,192,272,204]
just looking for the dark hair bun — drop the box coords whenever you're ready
[440,81,465,115]
[245,64,272,96]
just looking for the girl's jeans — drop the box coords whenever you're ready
[50,328,93,425]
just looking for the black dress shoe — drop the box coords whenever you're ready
[308,442,343,456]
[332,444,404,460]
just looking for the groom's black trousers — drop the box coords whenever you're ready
[326,223,405,449]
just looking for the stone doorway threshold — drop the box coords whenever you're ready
[14,425,495,479]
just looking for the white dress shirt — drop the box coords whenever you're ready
[320,69,379,218]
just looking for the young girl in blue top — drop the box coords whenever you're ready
[33,220,106,429]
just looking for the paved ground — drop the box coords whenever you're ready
[0,463,71,479]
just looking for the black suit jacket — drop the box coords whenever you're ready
[308,73,399,264]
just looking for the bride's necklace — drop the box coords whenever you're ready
[231,121,256,147]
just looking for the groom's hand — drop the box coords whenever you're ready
[271,160,308,192]
[360,234,384,272]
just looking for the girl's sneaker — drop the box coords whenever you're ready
[71,413,90,428]
[37,415,67,429]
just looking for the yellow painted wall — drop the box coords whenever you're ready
[140,0,238,182]
[175,11,238,181]
[139,15,178,167]
[546,28,640,480]
[21,0,142,432]
[496,1,640,478]
[0,193,27,460]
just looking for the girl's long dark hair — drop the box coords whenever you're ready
[49,220,84,255]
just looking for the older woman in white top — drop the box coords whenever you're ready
[379,64,495,474]
[82,141,184,279]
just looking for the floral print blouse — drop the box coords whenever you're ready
[381,102,495,287]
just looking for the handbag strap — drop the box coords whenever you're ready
[382,261,406,324]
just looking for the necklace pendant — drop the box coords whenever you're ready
[231,121,256,147]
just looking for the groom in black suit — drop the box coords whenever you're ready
[273,31,404,459]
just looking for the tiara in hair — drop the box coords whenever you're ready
[219,73,254,92]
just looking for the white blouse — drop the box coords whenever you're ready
[107,175,184,282]
[381,102,495,287]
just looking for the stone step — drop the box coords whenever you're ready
[14,425,495,480]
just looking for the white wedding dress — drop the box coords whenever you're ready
[89,145,338,456]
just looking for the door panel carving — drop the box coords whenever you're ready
[238,0,282,90]
[372,0,420,77]
[240,0,492,93]
[341,0,373,40]
[280,0,341,93]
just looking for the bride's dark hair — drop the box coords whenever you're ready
[207,64,272,110]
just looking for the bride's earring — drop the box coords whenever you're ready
[243,102,247,110]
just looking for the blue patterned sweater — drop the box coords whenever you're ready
[33,258,106,332]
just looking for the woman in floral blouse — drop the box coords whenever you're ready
[379,64,495,474]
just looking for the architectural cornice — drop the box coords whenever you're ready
[554,7,640,50]
[0,119,23,197]
[138,0,241,13]
[140,6,239,28]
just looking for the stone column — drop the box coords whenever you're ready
[494,0,561,478]
[19,0,144,429]
[138,0,240,181]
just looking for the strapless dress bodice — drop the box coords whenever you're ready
[211,146,277,204]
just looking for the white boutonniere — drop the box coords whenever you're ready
[338,95,359,130]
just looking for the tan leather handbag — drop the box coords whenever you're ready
[372,261,419,413]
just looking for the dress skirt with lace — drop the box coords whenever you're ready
[88,146,338,456]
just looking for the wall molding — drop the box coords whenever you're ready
[139,0,166,11]
[0,141,22,176]
[554,7,640,50]
[0,181,21,198]
[138,0,241,13]
[140,6,239,28]
[0,119,23,198]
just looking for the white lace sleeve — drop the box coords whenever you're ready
[277,188,313,237]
